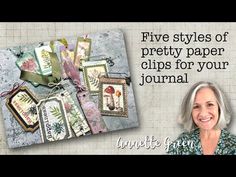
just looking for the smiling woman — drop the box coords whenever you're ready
[167,81,236,155]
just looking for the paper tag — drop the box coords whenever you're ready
[56,90,90,137]
[60,45,75,79]
[83,60,108,95]
[99,77,128,117]
[34,45,52,75]
[20,52,61,87]
[77,90,107,134]
[15,52,41,86]
[74,37,91,70]
[6,86,39,132]
[36,97,72,142]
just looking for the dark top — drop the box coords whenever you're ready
[168,128,236,155]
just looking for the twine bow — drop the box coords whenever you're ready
[0,82,25,98]
[73,80,86,92]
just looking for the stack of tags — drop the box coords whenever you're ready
[0,29,139,148]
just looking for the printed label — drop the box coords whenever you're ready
[34,45,52,75]
[83,60,108,95]
[36,97,72,142]
[74,37,91,69]
[6,86,39,132]
[56,90,90,137]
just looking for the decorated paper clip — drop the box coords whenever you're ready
[89,55,115,67]
[100,72,131,86]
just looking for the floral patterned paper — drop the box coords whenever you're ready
[56,90,90,137]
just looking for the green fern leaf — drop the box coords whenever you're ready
[50,106,63,122]
[18,93,33,104]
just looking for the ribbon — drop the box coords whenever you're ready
[57,38,68,48]
[0,82,25,98]
[20,52,62,87]
[50,38,69,53]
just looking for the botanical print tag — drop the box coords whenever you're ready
[34,45,52,75]
[6,86,39,132]
[60,45,75,63]
[36,97,72,143]
[74,37,91,69]
[83,60,108,95]
[15,52,41,86]
[16,52,41,74]
[56,90,90,137]
[60,44,75,79]
[99,77,128,117]
[77,90,108,134]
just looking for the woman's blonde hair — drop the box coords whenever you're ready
[179,81,232,132]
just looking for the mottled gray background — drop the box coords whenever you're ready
[0,23,236,154]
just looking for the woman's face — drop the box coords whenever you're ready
[192,87,219,131]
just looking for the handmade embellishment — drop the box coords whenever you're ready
[15,52,41,86]
[60,44,75,63]
[55,90,90,137]
[34,45,52,75]
[99,76,128,117]
[60,44,75,79]
[77,90,107,134]
[89,55,115,67]
[0,30,139,149]
[74,36,91,70]
[63,58,108,134]
[36,97,72,142]
[20,52,62,87]
[16,52,41,74]
[83,60,108,95]
[5,85,39,132]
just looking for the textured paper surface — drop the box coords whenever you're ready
[0,23,236,154]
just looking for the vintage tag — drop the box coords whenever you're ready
[36,97,72,142]
[99,77,128,117]
[83,60,108,95]
[60,44,75,79]
[56,90,90,137]
[77,90,107,134]
[16,52,41,86]
[20,51,62,87]
[74,37,91,70]
[34,45,52,75]
[6,86,39,132]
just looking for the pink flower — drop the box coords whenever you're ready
[21,59,36,72]
[64,103,72,112]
